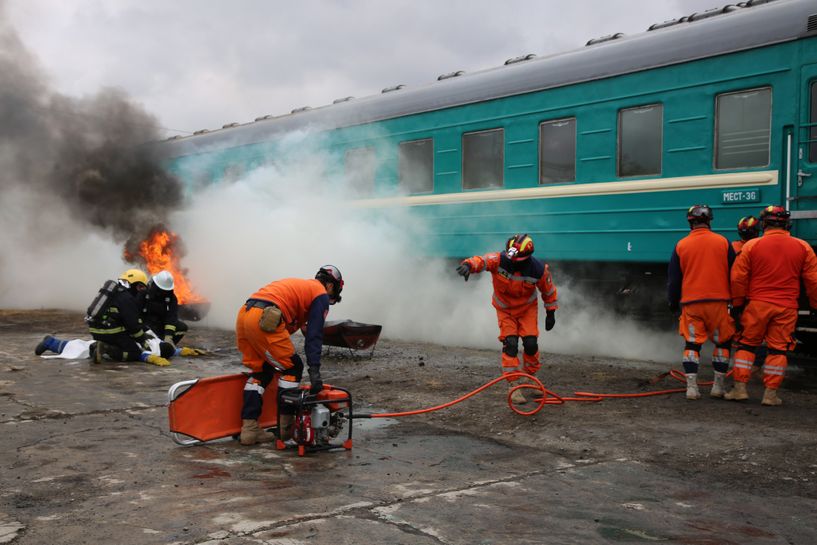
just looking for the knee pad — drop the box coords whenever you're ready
[522,336,538,356]
[715,340,732,351]
[502,336,519,357]
[767,347,787,356]
[684,341,703,353]
[255,362,276,388]
[736,343,758,354]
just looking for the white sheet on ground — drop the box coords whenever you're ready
[40,339,94,359]
[39,336,163,360]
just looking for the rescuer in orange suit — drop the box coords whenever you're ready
[456,234,558,405]
[726,206,817,405]
[236,265,344,445]
[731,215,760,256]
[667,205,736,400]
[730,215,766,374]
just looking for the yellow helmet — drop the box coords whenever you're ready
[119,268,148,286]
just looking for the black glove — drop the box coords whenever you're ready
[456,262,471,281]
[730,305,745,322]
[545,310,556,331]
[668,301,680,315]
[308,367,323,394]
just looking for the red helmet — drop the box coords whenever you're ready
[737,216,760,241]
[687,204,713,225]
[316,265,344,304]
[760,205,791,230]
[506,234,534,261]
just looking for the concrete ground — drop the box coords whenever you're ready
[1,310,816,544]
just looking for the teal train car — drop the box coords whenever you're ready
[160,0,817,311]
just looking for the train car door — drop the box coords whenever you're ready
[791,63,817,242]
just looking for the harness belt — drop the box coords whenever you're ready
[245,299,278,311]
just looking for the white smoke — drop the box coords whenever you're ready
[0,186,123,309]
[168,130,679,363]
[0,127,680,363]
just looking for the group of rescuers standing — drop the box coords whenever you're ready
[32,203,817,446]
[668,204,817,407]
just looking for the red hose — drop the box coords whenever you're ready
[368,372,551,417]
[361,368,731,418]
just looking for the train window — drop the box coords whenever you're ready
[715,87,771,169]
[345,147,377,196]
[810,81,817,163]
[618,104,662,177]
[539,118,576,184]
[462,128,504,189]
[398,138,434,194]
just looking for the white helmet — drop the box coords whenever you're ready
[152,270,175,291]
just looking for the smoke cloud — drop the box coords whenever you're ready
[0,2,677,364]
[168,130,678,363]
[0,2,182,306]
[0,3,180,238]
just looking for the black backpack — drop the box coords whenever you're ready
[85,280,121,323]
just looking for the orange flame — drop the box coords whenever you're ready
[134,228,205,304]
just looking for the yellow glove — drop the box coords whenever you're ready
[179,347,207,357]
[145,354,171,367]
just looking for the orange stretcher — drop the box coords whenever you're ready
[167,373,279,445]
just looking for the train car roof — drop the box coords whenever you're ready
[161,0,817,158]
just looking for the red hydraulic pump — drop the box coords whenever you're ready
[276,385,354,457]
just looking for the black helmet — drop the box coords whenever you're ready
[687,204,713,226]
[737,216,760,241]
[760,205,791,230]
[505,234,535,261]
[316,265,344,304]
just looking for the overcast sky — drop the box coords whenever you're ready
[6,0,717,139]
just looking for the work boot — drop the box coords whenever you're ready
[724,382,749,401]
[239,419,276,445]
[685,373,701,400]
[509,387,528,405]
[710,371,726,398]
[761,388,783,406]
[34,335,54,356]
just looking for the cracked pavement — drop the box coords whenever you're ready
[1,309,816,544]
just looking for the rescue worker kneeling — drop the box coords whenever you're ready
[726,206,817,405]
[138,270,189,347]
[667,205,736,399]
[85,269,175,366]
[236,265,343,445]
[457,234,558,405]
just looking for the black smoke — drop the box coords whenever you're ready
[0,2,182,242]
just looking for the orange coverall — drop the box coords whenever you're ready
[236,278,330,420]
[461,251,558,379]
[667,227,736,372]
[731,239,744,256]
[731,229,817,389]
